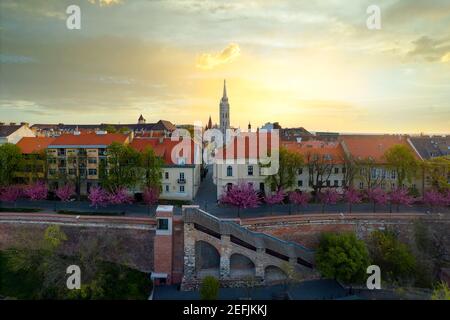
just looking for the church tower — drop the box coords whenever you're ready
[219,79,230,136]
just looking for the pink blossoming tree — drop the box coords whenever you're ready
[288,191,311,214]
[143,186,160,215]
[264,188,286,215]
[0,185,23,205]
[219,182,261,218]
[366,187,388,213]
[423,189,445,213]
[343,188,362,213]
[88,186,109,208]
[55,184,75,202]
[389,187,415,213]
[319,188,341,213]
[24,181,48,201]
[108,187,133,205]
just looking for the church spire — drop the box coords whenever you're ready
[222,79,227,99]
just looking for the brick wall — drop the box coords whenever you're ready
[241,213,448,249]
[0,218,156,272]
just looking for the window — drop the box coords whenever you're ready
[359,182,364,189]
[165,172,169,179]
[342,180,345,187]
[334,168,339,174]
[326,180,331,187]
[342,167,346,174]
[334,180,338,187]
[298,180,303,187]
[88,169,97,175]
[165,185,169,192]
[48,158,56,164]
[88,157,97,164]
[179,185,185,193]
[49,169,57,175]
[179,172,185,180]
[226,166,233,177]
[157,218,169,231]
[227,183,233,191]
[391,170,396,179]
[247,165,253,176]
[298,168,303,175]
[68,168,76,175]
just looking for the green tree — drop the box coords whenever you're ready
[316,232,370,284]
[384,145,418,187]
[101,142,141,191]
[265,147,304,191]
[423,156,450,192]
[141,147,163,188]
[0,143,23,186]
[104,125,117,133]
[368,230,416,284]
[431,281,450,300]
[200,276,220,300]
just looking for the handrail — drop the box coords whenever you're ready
[183,207,315,267]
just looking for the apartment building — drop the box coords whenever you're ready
[282,140,347,193]
[46,132,130,194]
[339,135,423,193]
[15,137,55,183]
[130,137,201,201]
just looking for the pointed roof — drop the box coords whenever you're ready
[138,114,145,121]
[207,115,212,129]
[223,79,227,98]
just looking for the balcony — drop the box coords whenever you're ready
[177,178,186,184]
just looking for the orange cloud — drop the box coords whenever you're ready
[196,43,241,70]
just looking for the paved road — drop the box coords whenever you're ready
[0,167,447,218]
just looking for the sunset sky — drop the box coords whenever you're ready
[0,0,449,134]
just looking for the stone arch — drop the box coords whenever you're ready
[195,240,220,278]
[230,253,255,279]
[264,265,287,283]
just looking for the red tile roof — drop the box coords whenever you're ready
[130,137,196,165]
[339,135,420,163]
[16,137,56,154]
[282,140,346,164]
[49,133,129,147]
[215,132,275,160]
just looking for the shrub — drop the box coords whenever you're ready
[200,276,220,300]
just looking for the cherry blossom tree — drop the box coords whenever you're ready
[288,191,311,214]
[24,181,48,201]
[55,184,75,202]
[366,187,388,213]
[88,186,109,208]
[143,186,160,215]
[389,187,415,213]
[319,188,341,213]
[343,188,362,213]
[265,188,286,215]
[0,185,23,204]
[108,187,133,205]
[423,189,445,213]
[219,182,261,218]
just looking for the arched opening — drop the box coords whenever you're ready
[265,265,287,283]
[195,241,220,278]
[230,253,255,279]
